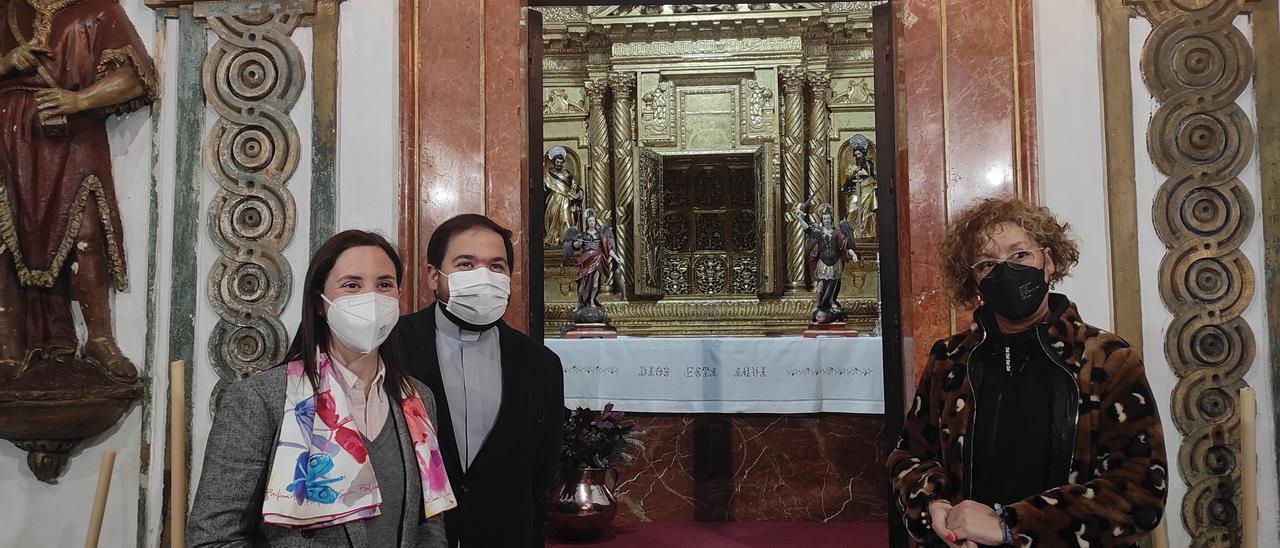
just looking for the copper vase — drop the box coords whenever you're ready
[546,467,619,541]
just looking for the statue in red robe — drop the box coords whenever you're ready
[561,208,623,325]
[0,0,157,381]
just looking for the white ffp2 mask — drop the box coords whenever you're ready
[442,268,511,327]
[323,292,401,354]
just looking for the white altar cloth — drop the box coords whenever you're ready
[545,336,884,414]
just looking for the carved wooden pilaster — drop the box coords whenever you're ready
[1128,0,1263,543]
[806,71,832,206]
[585,78,613,225]
[609,71,638,291]
[779,66,808,290]
[203,4,305,407]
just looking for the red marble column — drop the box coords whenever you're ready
[1015,0,1038,201]
[897,0,949,390]
[896,0,1038,388]
[944,0,1015,209]
[482,0,532,332]
[399,0,530,331]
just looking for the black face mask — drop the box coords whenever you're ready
[978,262,1049,321]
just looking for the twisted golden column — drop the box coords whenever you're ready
[609,72,637,290]
[806,71,832,206]
[584,78,612,225]
[779,66,808,290]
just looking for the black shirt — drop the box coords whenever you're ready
[970,327,1058,506]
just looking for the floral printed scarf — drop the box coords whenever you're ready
[262,354,456,529]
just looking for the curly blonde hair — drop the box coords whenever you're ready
[939,197,1080,307]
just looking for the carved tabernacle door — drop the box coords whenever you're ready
[754,142,779,296]
[631,147,665,298]
[631,145,780,302]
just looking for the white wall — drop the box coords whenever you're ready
[1036,2,1280,546]
[337,1,400,240]
[1033,0,1112,331]
[0,1,401,546]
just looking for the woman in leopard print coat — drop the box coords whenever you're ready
[887,198,1167,547]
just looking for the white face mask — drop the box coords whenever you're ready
[442,268,511,326]
[322,292,401,354]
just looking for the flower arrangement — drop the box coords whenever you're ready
[560,403,646,469]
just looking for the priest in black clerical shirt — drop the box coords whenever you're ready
[390,214,565,548]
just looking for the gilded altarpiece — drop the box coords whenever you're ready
[536,4,881,337]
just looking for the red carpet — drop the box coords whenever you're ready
[547,522,889,547]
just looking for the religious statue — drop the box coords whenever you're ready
[792,200,858,325]
[561,208,623,329]
[0,0,154,483]
[841,134,877,239]
[0,0,157,382]
[544,146,583,247]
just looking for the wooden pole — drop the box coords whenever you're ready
[170,360,187,548]
[1241,387,1257,548]
[1151,519,1169,548]
[83,450,116,548]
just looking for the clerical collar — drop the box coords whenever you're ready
[435,303,493,342]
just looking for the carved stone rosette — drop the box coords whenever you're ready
[806,71,832,205]
[779,66,808,290]
[609,71,638,290]
[1135,1,1257,543]
[203,7,304,408]
[585,78,613,224]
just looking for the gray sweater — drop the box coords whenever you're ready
[186,365,447,547]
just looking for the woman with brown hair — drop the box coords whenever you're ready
[888,198,1167,547]
[188,230,453,547]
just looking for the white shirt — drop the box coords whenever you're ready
[434,305,503,471]
[329,354,389,438]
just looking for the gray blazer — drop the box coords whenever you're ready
[187,365,447,547]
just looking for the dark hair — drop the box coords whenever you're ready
[283,229,414,400]
[426,214,515,268]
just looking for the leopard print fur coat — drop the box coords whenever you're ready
[887,296,1167,547]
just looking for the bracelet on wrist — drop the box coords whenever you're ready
[993,503,1015,546]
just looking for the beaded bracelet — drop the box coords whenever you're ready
[993,503,1015,546]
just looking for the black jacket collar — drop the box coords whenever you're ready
[965,293,1081,496]
[403,304,530,480]
[438,300,503,333]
